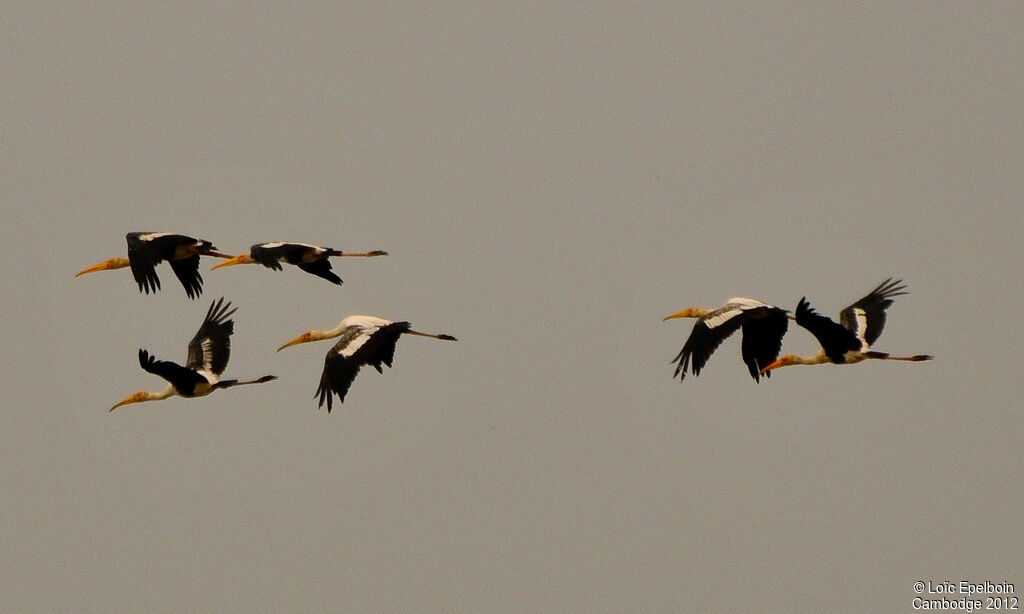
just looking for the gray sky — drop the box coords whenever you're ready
[3,3,1021,613]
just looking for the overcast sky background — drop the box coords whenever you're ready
[3,3,1021,613]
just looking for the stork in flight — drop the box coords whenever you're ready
[76,232,232,299]
[664,298,790,382]
[277,315,456,412]
[212,242,388,285]
[109,298,276,410]
[759,278,933,374]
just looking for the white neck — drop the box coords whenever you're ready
[147,384,177,402]
[795,352,831,366]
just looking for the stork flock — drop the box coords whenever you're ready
[664,278,932,382]
[79,232,933,413]
[79,232,456,412]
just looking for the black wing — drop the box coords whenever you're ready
[185,298,237,375]
[671,306,747,380]
[296,259,342,285]
[839,278,907,348]
[252,243,343,283]
[138,349,207,396]
[316,348,361,413]
[143,233,215,259]
[126,232,213,297]
[250,244,286,270]
[280,243,339,265]
[795,297,861,362]
[126,232,164,294]
[314,322,410,411]
[168,255,203,299]
[740,308,789,381]
[353,321,410,371]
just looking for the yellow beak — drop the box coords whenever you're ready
[663,308,697,321]
[211,254,253,270]
[76,257,128,277]
[277,332,314,352]
[109,391,147,412]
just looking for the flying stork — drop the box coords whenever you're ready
[76,232,232,299]
[212,242,387,285]
[109,298,277,410]
[759,278,933,374]
[277,315,457,412]
[664,298,790,382]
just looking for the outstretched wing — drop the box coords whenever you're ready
[250,243,286,270]
[353,321,410,371]
[795,297,861,362]
[126,232,211,297]
[138,348,207,395]
[316,349,361,413]
[168,256,203,299]
[672,300,758,380]
[186,298,237,375]
[313,321,410,411]
[740,307,789,381]
[126,232,165,294]
[296,259,343,285]
[839,278,907,348]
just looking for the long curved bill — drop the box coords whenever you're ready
[758,359,786,375]
[663,308,697,321]
[277,332,315,352]
[109,391,146,412]
[211,254,253,270]
[76,257,123,277]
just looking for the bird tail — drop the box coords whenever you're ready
[196,239,233,259]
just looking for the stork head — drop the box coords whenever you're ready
[211,254,255,270]
[76,256,131,277]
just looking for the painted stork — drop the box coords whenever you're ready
[211,242,387,285]
[76,232,232,299]
[109,298,276,410]
[277,315,457,412]
[664,298,790,382]
[759,278,933,374]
